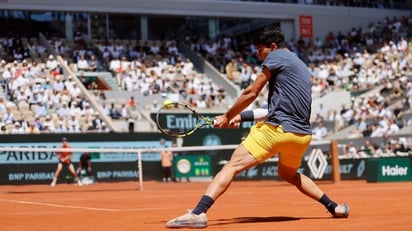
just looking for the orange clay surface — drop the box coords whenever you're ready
[1,180,411,231]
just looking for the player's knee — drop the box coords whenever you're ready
[228,159,252,175]
[222,163,239,175]
[278,168,292,183]
[278,164,299,184]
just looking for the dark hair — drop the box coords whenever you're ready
[252,25,285,48]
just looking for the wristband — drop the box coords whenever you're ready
[240,110,254,122]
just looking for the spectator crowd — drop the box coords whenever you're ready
[0,9,411,157]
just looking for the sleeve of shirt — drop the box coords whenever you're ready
[262,52,284,75]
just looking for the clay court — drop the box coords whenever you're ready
[0,180,411,231]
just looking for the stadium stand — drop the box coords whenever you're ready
[0,1,411,158]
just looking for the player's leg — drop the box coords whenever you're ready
[166,123,272,228]
[51,163,63,186]
[203,144,258,199]
[278,162,323,199]
[275,132,323,200]
[166,166,172,182]
[68,163,82,186]
[161,167,167,182]
[276,132,349,218]
[166,144,258,228]
[54,163,63,176]
[76,163,82,176]
[278,162,349,217]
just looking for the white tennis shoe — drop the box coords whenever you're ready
[334,203,350,218]
[166,210,207,228]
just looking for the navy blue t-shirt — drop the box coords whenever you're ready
[262,49,312,134]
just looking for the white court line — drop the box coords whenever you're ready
[0,199,174,213]
[9,212,58,216]
[0,198,119,212]
[124,207,171,211]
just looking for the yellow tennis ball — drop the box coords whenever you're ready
[163,99,174,109]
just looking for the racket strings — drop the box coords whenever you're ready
[156,105,214,137]
[156,104,204,137]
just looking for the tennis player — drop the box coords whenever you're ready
[166,26,349,228]
[51,137,82,187]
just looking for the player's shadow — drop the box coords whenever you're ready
[151,216,328,226]
[211,216,328,226]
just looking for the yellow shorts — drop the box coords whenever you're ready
[242,122,312,168]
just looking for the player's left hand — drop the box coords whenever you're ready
[228,114,242,128]
[214,115,239,128]
[214,115,229,128]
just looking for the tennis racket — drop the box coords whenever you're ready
[155,102,215,138]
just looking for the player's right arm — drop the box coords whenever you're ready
[229,107,268,127]
[215,66,271,128]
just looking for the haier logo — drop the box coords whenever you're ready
[382,165,408,176]
[368,158,412,182]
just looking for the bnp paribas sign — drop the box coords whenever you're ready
[367,157,412,182]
